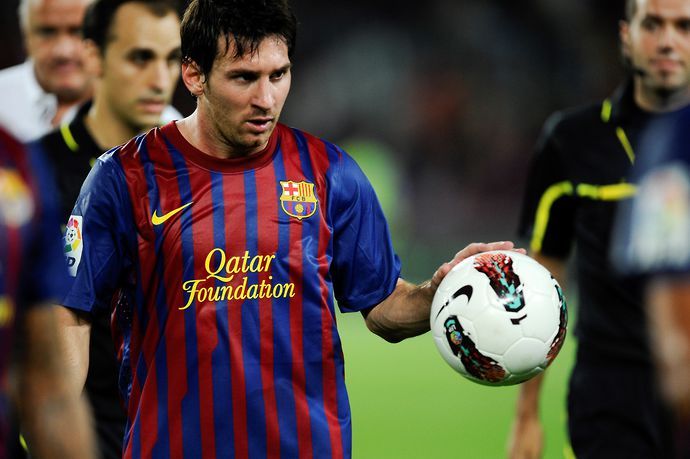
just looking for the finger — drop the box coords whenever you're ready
[453,241,515,261]
[431,262,452,290]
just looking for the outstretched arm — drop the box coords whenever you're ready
[15,305,96,459]
[363,241,524,343]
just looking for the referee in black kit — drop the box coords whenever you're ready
[29,1,182,458]
[507,0,690,458]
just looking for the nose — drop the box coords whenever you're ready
[251,78,275,111]
[51,33,82,61]
[150,60,175,94]
[657,24,678,52]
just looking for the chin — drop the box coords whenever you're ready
[52,82,90,102]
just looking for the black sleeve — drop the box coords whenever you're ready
[517,112,576,258]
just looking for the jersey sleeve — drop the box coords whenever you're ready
[61,151,135,314]
[612,109,690,275]
[327,147,401,313]
[517,112,576,258]
[17,143,69,308]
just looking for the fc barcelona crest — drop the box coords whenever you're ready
[280,180,318,220]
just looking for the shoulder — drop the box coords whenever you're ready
[540,101,603,141]
[0,62,29,84]
[279,123,347,162]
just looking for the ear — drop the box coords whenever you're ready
[83,40,103,78]
[619,20,631,60]
[182,60,205,97]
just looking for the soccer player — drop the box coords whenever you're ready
[31,1,182,458]
[0,126,96,458]
[612,105,690,457]
[0,0,94,142]
[54,0,521,457]
[508,0,690,458]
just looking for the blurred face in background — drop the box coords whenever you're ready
[22,0,92,102]
[621,0,690,99]
[92,2,181,131]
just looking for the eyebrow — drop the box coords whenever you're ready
[643,13,690,22]
[228,63,292,75]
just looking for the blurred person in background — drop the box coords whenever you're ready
[30,1,182,457]
[0,125,96,458]
[612,105,690,458]
[0,0,93,142]
[508,0,690,457]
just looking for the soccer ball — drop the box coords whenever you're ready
[430,250,567,386]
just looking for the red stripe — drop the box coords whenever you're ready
[187,167,218,458]
[305,134,343,458]
[146,133,189,459]
[255,163,280,458]
[280,130,312,457]
[222,173,249,459]
[118,137,165,457]
[3,131,37,296]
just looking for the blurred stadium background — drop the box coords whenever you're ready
[0,0,628,456]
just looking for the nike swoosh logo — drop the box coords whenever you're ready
[434,285,473,321]
[151,201,193,225]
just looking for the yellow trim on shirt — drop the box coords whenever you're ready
[600,99,612,122]
[530,181,574,253]
[530,182,637,253]
[575,183,637,200]
[615,127,635,164]
[59,122,79,152]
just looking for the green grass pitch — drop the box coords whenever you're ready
[337,309,576,459]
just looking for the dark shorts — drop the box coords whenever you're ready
[567,353,675,459]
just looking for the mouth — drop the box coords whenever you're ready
[246,117,274,133]
[651,58,682,72]
[138,99,166,114]
[50,61,82,74]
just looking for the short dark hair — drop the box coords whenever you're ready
[625,0,637,21]
[181,0,297,77]
[83,0,180,52]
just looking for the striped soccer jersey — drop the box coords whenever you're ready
[0,127,68,458]
[62,122,401,459]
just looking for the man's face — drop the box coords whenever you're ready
[24,0,92,102]
[97,3,181,131]
[622,0,690,95]
[190,36,292,157]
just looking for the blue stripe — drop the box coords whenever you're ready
[271,148,299,457]
[242,170,267,457]
[292,130,331,456]
[135,138,172,458]
[323,143,351,457]
[130,404,142,459]
[209,171,235,458]
[167,144,203,459]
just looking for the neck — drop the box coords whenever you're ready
[84,98,142,150]
[634,78,690,113]
[176,110,267,160]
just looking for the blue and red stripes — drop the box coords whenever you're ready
[111,123,359,458]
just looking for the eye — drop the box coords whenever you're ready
[677,19,690,32]
[232,72,257,82]
[127,50,155,67]
[34,26,57,39]
[641,17,661,31]
[68,26,83,38]
[167,49,182,66]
